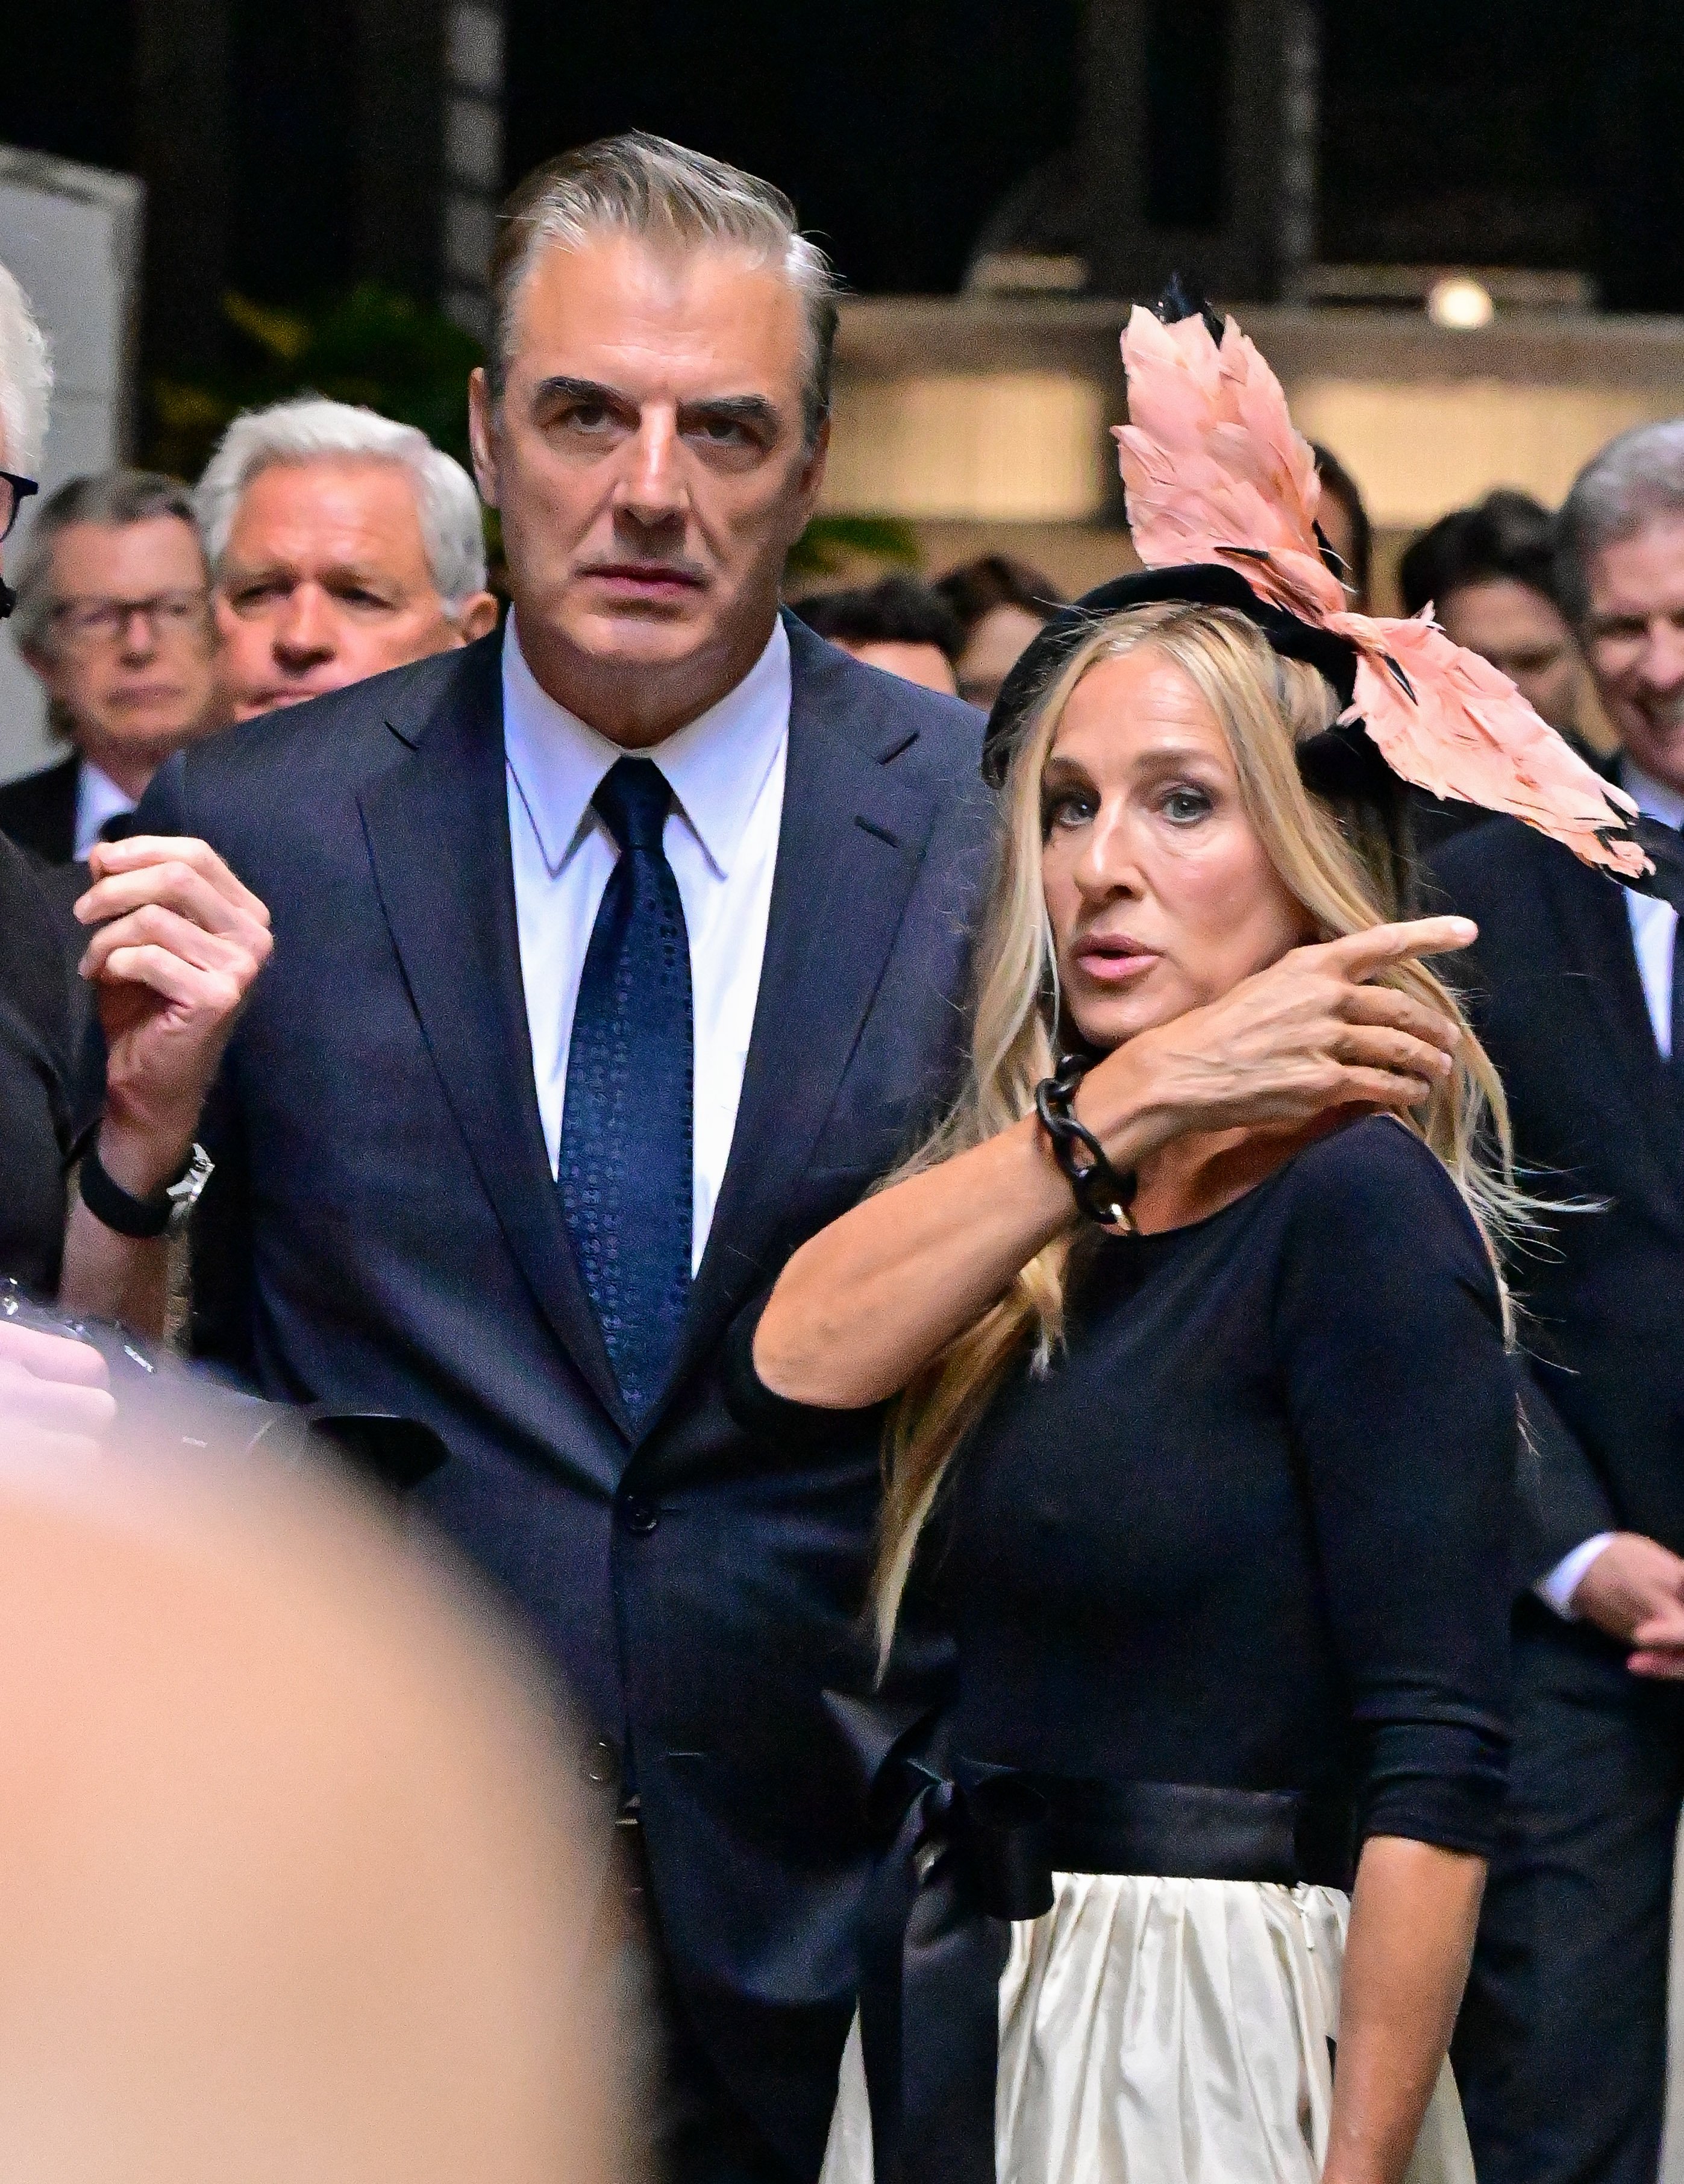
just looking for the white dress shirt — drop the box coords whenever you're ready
[1538,757,1681,1615]
[72,759,136,858]
[501,612,789,1276]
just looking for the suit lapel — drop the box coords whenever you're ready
[654,624,945,1418]
[357,637,628,1432]
[1543,840,1682,1187]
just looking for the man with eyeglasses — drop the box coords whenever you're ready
[2,471,222,862]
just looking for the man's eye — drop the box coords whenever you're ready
[692,416,751,446]
[331,587,394,612]
[563,404,615,433]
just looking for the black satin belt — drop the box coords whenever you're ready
[857,1763,1354,2184]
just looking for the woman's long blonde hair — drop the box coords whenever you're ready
[871,601,1521,1660]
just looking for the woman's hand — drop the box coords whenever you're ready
[1322,1836,1486,2184]
[752,915,1476,1413]
[1077,917,1476,1162]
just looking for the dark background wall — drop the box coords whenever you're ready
[5,0,1684,376]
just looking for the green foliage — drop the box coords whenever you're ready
[786,513,922,582]
[145,284,483,481]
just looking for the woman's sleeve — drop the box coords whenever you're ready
[1272,1122,1515,1857]
[720,1284,889,1449]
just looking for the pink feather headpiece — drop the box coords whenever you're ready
[1112,302,1646,879]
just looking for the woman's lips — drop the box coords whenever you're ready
[1072,941,1161,984]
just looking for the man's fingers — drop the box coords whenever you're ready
[90,942,246,1018]
[1627,1650,1684,1681]
[81,904,266,985]
[1318,917,1479,981]
[0,1323,110,1389]
[78,839,271,930]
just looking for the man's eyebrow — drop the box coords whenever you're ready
[531,375,630,410]
[679,393,781,427]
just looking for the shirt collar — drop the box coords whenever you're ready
[72,759,137,858]
[501,613,790,878]
[1620,755,1684,833]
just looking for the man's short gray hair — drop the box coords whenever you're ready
[195,397,488,610]
[489,131,840,447]
[0,259,52,474]
[10,469,204,654]
[1557,417,1684,621]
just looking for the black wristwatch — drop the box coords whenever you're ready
[78,1140,214,1240]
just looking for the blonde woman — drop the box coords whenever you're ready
[744,595,1517,2184]
[738,299,1647,2184]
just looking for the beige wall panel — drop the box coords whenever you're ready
[1290,378,1673,527]
[822,372,1109,521]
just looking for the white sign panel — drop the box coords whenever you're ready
[0,145,143,782]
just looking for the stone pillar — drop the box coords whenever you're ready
[439,0,504,339]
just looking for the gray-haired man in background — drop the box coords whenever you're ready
[195,397,498,721]
[2,471,221,861]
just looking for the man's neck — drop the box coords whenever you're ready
[74,735,158,805]
[512,604,781,752]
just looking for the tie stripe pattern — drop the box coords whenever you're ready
[557,757,694,1420]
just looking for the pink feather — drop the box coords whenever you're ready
[1113,304,1648,880]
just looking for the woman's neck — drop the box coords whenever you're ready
[1129,1109,1360,1234]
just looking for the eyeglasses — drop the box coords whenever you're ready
[0,471,38,543]
[49,589,212,648]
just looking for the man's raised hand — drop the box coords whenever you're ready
[74,837,273,1196]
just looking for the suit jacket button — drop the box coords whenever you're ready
[580,1735,621,1788]
[621,1495,660,1536]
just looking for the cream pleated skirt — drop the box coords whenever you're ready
[820,1872,1475,2184]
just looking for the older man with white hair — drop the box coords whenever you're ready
[196,398,497,720]
[0,255,269,1361]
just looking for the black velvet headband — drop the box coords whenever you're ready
[978,561,1395,811]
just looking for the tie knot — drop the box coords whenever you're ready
[594,757,673,855]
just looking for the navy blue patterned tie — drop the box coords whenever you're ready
[557,758,694,1420]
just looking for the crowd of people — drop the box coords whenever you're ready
[0,126,1680,2184]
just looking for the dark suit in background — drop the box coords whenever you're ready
[137,618,991,2180]
[1432,817,1684,2184]
[0,752,78,864]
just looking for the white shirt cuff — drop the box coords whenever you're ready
[1536,1533,1617,1618]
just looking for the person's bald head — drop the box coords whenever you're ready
[0,1421,622,2184]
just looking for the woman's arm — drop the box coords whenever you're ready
[754,918,1472,1408]
[1323,1837,1485,2184]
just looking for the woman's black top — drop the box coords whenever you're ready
[936,1116,1513,1855]
[0,833,78,1293]
[731,1114,1515,1859]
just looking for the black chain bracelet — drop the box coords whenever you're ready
[1034,1056,1139,1232]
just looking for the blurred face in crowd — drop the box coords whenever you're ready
[1582,515,1684,792]
[956,603,1046,709]
[469,231,828,747]
[836,637,957,695]
[1438,577,1582,735]
[1041,647,1310,1054]
[23,518,219,794]
[214,457,498,721]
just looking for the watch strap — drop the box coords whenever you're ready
[79,1141,198,1240]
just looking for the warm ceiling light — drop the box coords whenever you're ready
[1427,275,1495,330]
